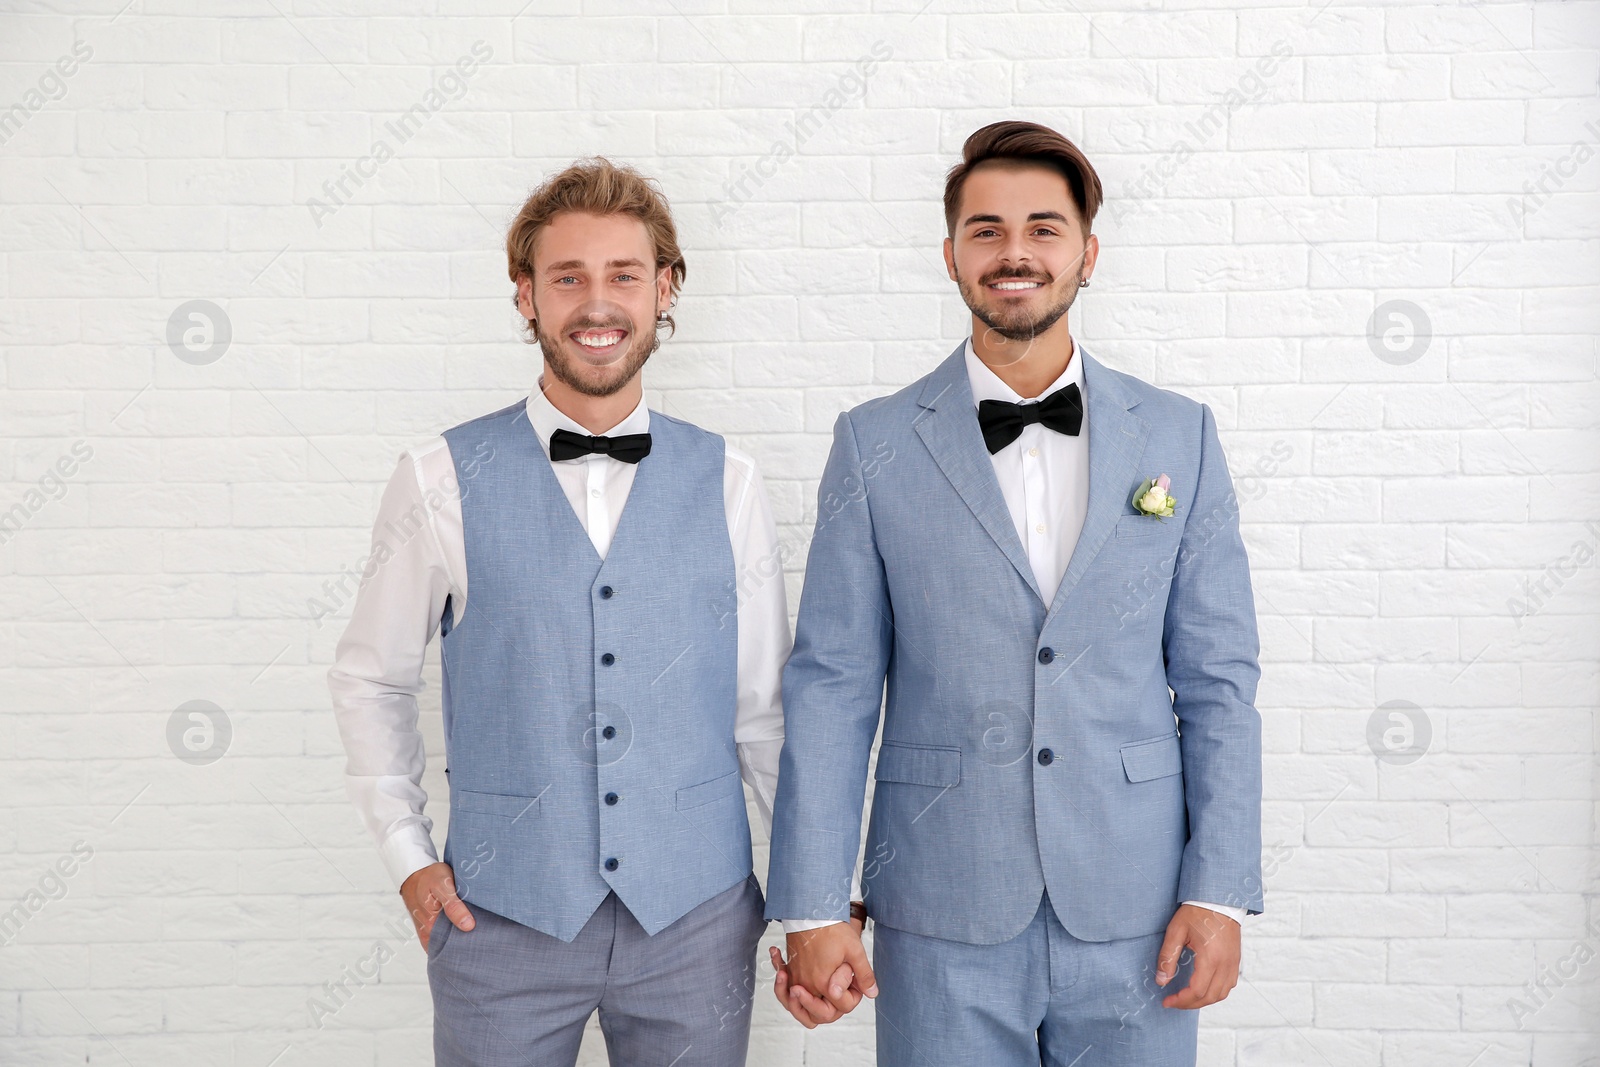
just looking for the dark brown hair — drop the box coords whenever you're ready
[943,121,1104,239]
[505,156,687,339]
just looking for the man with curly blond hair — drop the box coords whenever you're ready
[329,158,789,1066]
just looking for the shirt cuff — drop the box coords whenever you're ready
[779,868,866,935]
[1183,899,1248,925]
[781,917,850,935]
[379,823,440,890]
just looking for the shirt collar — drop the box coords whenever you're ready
[525,373,651,461]
[963,334,1085,406]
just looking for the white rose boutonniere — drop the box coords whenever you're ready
[1132,474,1177,519]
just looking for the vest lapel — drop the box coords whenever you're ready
[595,409,667,568]
[518,405,669,570]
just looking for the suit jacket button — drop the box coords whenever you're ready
[600,586,614,599]
[601,652,615,666]
[601,725,616,740]
[1037,748,1054,766]
[604,792,619,805]
[604,857,619,872]
[1038,647,1054,664]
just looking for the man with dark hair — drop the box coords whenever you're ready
[329,157,788,1067]
[766,121,1263,1066]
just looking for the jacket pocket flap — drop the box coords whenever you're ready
[676,769,742,810]
[874,742,962,787]
[455,788,543,819]
[1120,733,1183,783]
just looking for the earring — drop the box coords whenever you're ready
[1079,279,1090,288]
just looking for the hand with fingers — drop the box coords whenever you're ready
[769,917,876,1027]
[400,862,476,951]
[1155,903,1240,1009]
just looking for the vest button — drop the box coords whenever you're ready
[600,652,615,666]
[1037,647,1054,664]
[600,586,614,599]
[1037,748,1054,766]
[604,857,619,871]
[604,792,619,805]
[601,725,616,740]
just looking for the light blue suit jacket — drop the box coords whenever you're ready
[766,342,1264,944]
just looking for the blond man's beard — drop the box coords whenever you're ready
[533,313,660,398]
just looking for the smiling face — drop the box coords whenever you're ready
[515,211,672,398]
[944,161,1097,345]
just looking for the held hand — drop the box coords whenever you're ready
[770,917,874,1025]
[400,862,475,951]
[770,945,856,1028]
[1156,903,1240,1009]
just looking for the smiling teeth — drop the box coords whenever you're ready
[576,331,624,347]
[993,281,1042,290]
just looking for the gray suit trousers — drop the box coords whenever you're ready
[428,874,767,1067]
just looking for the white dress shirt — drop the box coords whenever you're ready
[328,375,791,892]
[965,335,1247,927]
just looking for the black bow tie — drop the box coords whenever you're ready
[549,427,653,464]
[976,382,1083,454]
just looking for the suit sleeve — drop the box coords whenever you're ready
[763,410,894,924]
[1163,402,1266,915]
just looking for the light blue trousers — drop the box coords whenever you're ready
[872,891,1201,1067]
[428,874,768,1067]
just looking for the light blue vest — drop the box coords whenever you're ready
[437,401,749,942]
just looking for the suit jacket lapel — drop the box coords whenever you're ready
[1044,351,1149,621]
[911,344,1151,617]
[913,343,1045,606]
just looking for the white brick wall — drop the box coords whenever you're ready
[2,3,1596,1065]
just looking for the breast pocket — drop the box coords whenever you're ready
[1115,515,1176,540]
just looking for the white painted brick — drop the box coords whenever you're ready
[1203,979,1314,1027]
[1316,981,1460,1030]
[1304,800,1450,849]
[1386,6,1533,52]
[1302,893,1447,939]
[1231,104,1380,151]
[217,18,368,66]
[144,64,287,110]
[1305,54,1449,101]
[2,9,1596,1064]
[1237,1028,1384,1067]
[1449,894,1591,940]
[1533,2,1600,49]
[1450,801,1594,848]
[76,110,223,158]
[1247,937,1386,983]
[1015,59,1157,107]
[1390,938,1535,986]
[1263,845,1389,894]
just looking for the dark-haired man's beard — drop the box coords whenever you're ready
[533,307,660,398]
[955,260,1084,343]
